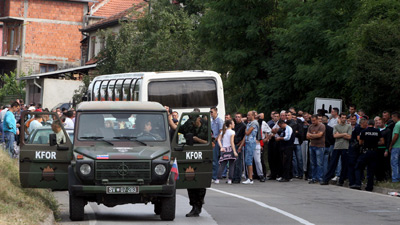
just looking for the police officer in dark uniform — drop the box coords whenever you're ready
[351,120,384,191]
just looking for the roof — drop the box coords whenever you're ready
[80,7,134,32]
[91,0,145,17]
[76,101,166,112]
[19,64,97,80]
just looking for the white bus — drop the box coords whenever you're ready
[85,70,225,118]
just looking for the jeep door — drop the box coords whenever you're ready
[171,112,212,189]
[19,112,72,190]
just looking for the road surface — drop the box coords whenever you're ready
[54,179,400,225]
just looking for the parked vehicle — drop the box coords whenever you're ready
[84,70,225,119]
[19,102,213,221]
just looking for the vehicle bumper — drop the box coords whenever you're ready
[70,184,175,197]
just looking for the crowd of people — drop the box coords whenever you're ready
[0,99,76,158]
[211,105,400,192]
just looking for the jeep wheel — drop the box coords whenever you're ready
[154,202,162,215]
[160,192,176,221]
[69,195,85,221]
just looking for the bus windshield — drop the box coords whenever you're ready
[77,113,166,142]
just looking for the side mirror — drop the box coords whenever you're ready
[185,133,194,146]
[49,133,57,146]
[81,96,88,101]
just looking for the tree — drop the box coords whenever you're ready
[346,0,400,115]
[97,0,207,74]
[258,0,360,113]
[0,71,26,104]
[197,0,277,113]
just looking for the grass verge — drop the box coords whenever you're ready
[0,148,58,224]
[375,180,400,191]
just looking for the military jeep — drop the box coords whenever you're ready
[19,101,212,221]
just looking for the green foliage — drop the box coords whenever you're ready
[97,0,207,74]
[347,0,400,115]
[260,0,360,113]
[0,71,26,104]
[72,75,92,107]
[97,0,400,116]
[197,0,277,113]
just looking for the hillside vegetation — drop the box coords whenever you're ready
[0,148,58,224]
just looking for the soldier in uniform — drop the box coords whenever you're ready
[168,108,208,217]
[351,120,384,191]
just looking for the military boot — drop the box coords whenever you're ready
[185,205,200,217]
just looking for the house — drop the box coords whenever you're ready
[14,0,145,109]
[80,0,145,65]
[0,0,90,77]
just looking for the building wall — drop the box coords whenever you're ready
[0,0,6,17]
[0,25,3,54]
[41,78,84,109]
[6,0,25,17]
[3,0,88,75]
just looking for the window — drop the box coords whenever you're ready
[77,113,166,142]
[148,79,218,108]
[40,64,57,73]
[90,36,96,59]
[5,23,22,55]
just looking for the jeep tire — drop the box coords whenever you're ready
[69,195,85,221]
[160,191,176,221]
[154,202,162,215]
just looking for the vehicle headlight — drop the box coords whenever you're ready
[154,164,166,176]
[80,164,92,175]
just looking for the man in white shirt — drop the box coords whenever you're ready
[328,107,339,128]
[64,111,75,129]
[27,115,43,135]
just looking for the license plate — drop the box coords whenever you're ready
[106,186,139,194]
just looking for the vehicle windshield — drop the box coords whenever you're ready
[77,113,166,142]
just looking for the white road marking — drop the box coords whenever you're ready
[209,187,315,225]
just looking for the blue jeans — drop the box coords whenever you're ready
[347,145,360,186]
[309,146,324,182]
[391,148,400,182]
[336,156,342,177]
[233,144,243,181]
[212,141,220,180]
[4,131,15,158]
[244,141,256,166]
[323,148,348,183]
[323,145,334,177]
[0,122,4,143]
[292,144,303,177]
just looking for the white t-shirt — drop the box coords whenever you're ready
[64,117,74,129]
[221,129,235,148]
[28,120,42,135]
[261,121,272,139]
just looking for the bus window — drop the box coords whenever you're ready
[115,80,124,101]
[132,79,141,101]
[107,80,116,101]
[100,81,108,101]
[93,81,101,101]
[122,79,132,101]
[148,80,218,108]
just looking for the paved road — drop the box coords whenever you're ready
[55,179,400,225]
